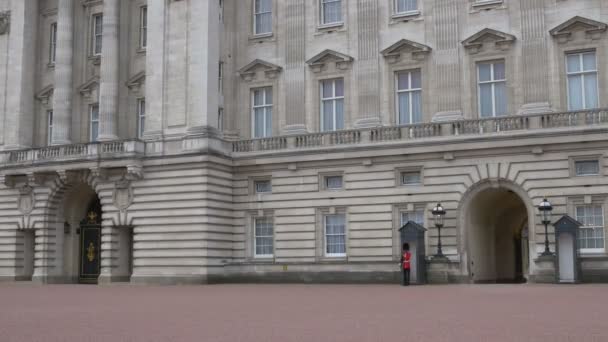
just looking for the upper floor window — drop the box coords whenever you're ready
[478,61,507,118]
[396,70,422,125]
[252,87,273,138]
[320,0,342,25]
[49,23,57,64]
[90,104,100,142]
[400,210,424,226]
[395,0,418,14]
[218,61,224,94]
[567,51,598,111]
[254,217,274,258]
[320,78,344,132]
[139,6,148,49]
[91,13,103,56]
[137,98,146,139]
[575,160,600,176]
[218,108,224,132]
[325,214,346,257]
[253,0,272,35]
[576,205,605,253]
[254,179,272,193]
[47,110,54,146]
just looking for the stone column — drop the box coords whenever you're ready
[186,0,220,135]
[97,0,120,141]
[4,0,38,149]
[51,0,73,145]
[282,0,307,134]
[143,0,165,139]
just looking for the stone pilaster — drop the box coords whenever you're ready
[143,0,165,139]
[354,0,381,128]
[186,0,220,135]
[51,0,73,146]
[4,0,38,149]
[97,0,120,141]
[283,0,307,134]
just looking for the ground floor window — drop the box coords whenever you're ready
[254,217,274,257]
[575,205,605,253]
[325,214,346,257]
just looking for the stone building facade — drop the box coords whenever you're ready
[0,0,607,284]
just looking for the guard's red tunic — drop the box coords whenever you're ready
[402,251,412,270]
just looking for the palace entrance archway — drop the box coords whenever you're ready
[462,183,533,283]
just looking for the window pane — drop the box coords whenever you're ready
[253,89,263,106]
[478,63,492,82]
[411,91,422,123]
[265,108,272,137]
[255,180,271,193]
[326,176,343,189]
[322,101,334,131]
[254,108,264,137]
[567,54,580,73]
[493,62,506,80]
[479,83,493,117]
[401,172,421,184]
[494,82,507,116]
[568,75,583,110]
[575,160,599,176]
[584,73,598,109]
[322,81,333,99]
[411,70,421,89]
[398,93,410,124]
[323,1,342,24]
[582,52,596,71]
[91,122,99,142]
[335,79,344,97]
[335,99,344,130]
[397,73,409,90]
[265,88,273,104]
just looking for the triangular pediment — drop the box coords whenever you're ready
[238,59,282,75]
[126,71,146,90]
[78,76,99,98]
[550,16,607,37]
[306,49,353,66]
[381,39,432,62]
[36,85,54,103]
[462,28,516,48]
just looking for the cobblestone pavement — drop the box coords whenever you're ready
[0,283,606,342]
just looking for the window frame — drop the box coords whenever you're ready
[254,179,272,194]
[477,60,507,118]
[91,13,103,56]
[320,172,345,191]
[47,110,54,146]
[89,103,100,142]
[395,69,422,125]
[324,213,347,257]
[569,155,603,178]
[253,216,274,258]
[137,98,146,139]
[574,160,600,177]
[319,0,343,27]
[253,0,273,36]
[139,6,148,49]
[566,51,599,111]
[49,22,57,65]
[251,87,273,138]
[575,204,605,254]
[393,0,419,16]
[320,78,345,132]
[400,210,425,226]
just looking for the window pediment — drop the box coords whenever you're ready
[238,59,282,82]
[306,49,353,73]
[381,39,432,64]
[78,76,99,100]
[126,71,146,93]
[462,28,516,54]
[549,16,608,43]
[36,85,54,106]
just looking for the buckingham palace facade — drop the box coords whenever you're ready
[0,0,607,284]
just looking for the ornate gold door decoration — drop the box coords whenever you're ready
[87,242,96,262]
[87,211,98,224]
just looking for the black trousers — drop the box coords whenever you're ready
[401,268,410,286]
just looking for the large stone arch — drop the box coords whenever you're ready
[457,178,538,282]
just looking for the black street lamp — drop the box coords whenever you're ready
[432,203,446,258]
[538,198,554,256]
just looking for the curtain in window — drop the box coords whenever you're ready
[584,73,598,109]
[396,0,417,13]
[254,108,265,138]
[326,215,346,255]
[494,81,507,116]
[322,0,342,24]
[479,83,493,118]
[322,101,334,131]
[568,75,583,110]
[335,99,344,130]
[255,218,274,256]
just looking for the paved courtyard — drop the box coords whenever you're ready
[0,283,606,342]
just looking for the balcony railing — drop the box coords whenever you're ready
[233,108,608,153]
[1,140,145,166]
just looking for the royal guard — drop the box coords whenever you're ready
[401,243,412,286]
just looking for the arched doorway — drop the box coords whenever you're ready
[461,182,534,283]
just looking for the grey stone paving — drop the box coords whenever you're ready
[0,284,606,342]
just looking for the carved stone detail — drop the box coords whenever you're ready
[17,185,35,215]
[306,49,354,73]
[113,179,134,211]
[238,59,283,82]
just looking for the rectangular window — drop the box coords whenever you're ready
[253,0,272,35]
[218,108,224,132]
[325,214,346,257]
[320,78,345,131]
[574,160,600,176]
[254,179,272,193]
[478,61,507,118]
[92,14,103,55]
[218,62,224,93]
[325,175,343,190]
[396,70,422,124]
[576,205,605,253]
[252,87,273,138]
[254,217,274,257]
[395,0,418,14]
[400,210,424,226]
[320,0,342,25]
[139,6,147,49]
[401,171,421,185]
[49,23,57,64]
[137,98,146,139]
[47,110,54,146]
[90,104,99,142]
[567,51,598,110]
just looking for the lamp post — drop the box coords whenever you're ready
[538,198,554,256]
[432,203,446,258]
